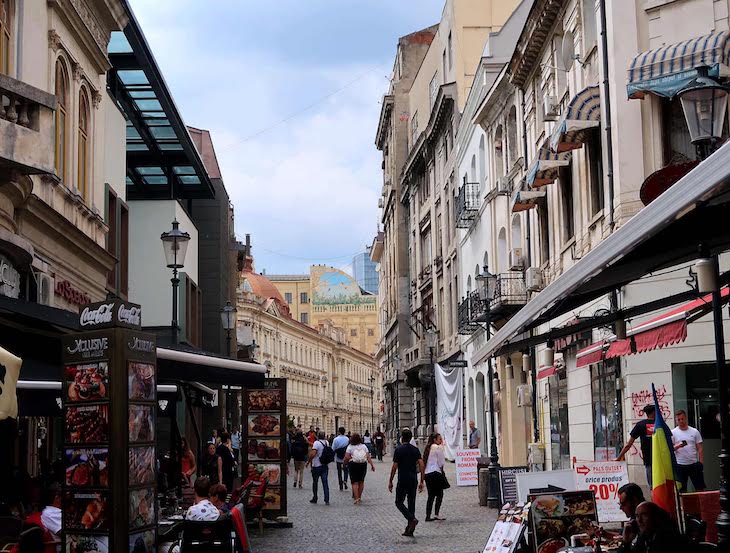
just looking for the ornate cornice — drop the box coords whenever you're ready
[67,0,108,55]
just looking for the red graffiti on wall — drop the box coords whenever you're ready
[631,385,670,419]
[627,443,643,460]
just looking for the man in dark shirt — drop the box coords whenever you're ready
[388,429,425,537]
[616,405,655,488]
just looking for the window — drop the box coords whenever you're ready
[351,328,357,337]
[559,163,574,241]
[300,292,308,304]
[284,292,292,304]
[300,312,308,325]
[538,200,550,265]
[582,0,597,49]
[429,72,438,107]
[587,130,604,216]
[106,189,117,290]
[549,367,570,469]
[448,32,453,69]
[0,0,12,75]
[592,362,621,460]
[55,60,69,181]
[367,328,374,337]
[442,49,447,81]
[662,98,700,164]
[507,106,518,167]
[78,89,90,200]
[411,111,418,147]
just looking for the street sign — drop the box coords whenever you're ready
[515,469,577,502]
[449,360,468,368]
[573,461,629,522]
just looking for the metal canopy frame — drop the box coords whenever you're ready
[107,18,214,201]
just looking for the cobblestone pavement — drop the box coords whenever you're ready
[251,454,496,553]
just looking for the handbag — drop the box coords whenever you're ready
[439,470,450,489]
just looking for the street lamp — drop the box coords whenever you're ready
[425,327,438,430]
[220,301,237,357]
[476,264,501,508]
[160,219,191,345]
[368,372,375,432]
[393,355,402,439]
[677,66,729,158]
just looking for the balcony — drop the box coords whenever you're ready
[455,181,480,228]
[457,294,480,335]
[0,74,57,175]
[473,271,528,324]
[418,265,432,290]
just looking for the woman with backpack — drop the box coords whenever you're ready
[343,432,375,505]
[424,432,449,521]
[291,431,309,489]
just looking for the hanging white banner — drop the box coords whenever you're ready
[435,363,463,460]
[0,345,22,421]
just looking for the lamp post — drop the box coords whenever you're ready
[476,265,501,508]
[393,355,402,441]
[425,327,438,430]
[160,219,191,345]
[368,373,375,432]
[220,301,237,357]
[679,70,730,545]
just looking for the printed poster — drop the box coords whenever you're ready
[574,461,629,523]
[455,448,480,486]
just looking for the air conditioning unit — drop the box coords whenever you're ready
[525,267,544,292]
[37,272,54,306]
[496,176,510,194]
[378,197,384,208]
[543,95,560,121]
[509,248,524,270]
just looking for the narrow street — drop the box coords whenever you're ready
[251,455,496,553]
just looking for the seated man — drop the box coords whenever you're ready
[617,483,645,551]
[185,477,219,521]
[633,501,686,553]
[209,483,230,515]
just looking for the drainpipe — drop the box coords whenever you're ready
[599,0,616,230]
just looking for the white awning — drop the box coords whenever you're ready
[156,347,267,373]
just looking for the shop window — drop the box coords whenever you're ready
[591,362,621,460]
[587,129,604,216]
[0,0,12,75]
[560,163,575,242]
[549,368,570,469]
[54,59,69,181]
[78,89,90,200]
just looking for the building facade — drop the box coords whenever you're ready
[353,248,378,294]
[269,265,379,356]
[238,246,382,433]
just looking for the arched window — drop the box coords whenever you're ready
[54,59,69,181]
[511,215,522,250]
[507,106,518,166]
[494,125,504,179]
[497,227,508,273]
[478,135,486,185]
[78,88,90,200]
[0,0,13,75]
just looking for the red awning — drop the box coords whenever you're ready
[537,366,557,380]
[576,288,729,368]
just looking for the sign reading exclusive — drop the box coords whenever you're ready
[455,448,480,486]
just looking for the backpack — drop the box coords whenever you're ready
[318,440,335,465]
[351,445,368,463]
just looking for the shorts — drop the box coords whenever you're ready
[348,462,368,483]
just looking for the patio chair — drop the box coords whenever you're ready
[179,517,234,553]
[244,478,269,536]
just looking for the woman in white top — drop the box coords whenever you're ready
[343,432,376,505]
[423,433,447,521]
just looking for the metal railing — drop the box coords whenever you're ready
[455,182,480,228]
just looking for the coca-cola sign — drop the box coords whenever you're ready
[77,300,142,330]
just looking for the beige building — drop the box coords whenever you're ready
[238,247,382,433]
[374,0,522,441]
[268,265,379,356]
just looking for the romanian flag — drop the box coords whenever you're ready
[650,383,679,517]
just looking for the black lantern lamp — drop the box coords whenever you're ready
[677,66,729,158]
[220,301,238,357]
[160,219,191,345]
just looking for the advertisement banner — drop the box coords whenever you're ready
[455,448,481,486]
[435,363,463,460]
[574,461,630,523]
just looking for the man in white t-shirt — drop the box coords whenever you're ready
[185,477,221,521]
[672,410,705,492]
[306,431,330,504]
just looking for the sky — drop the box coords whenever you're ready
[128,0,444,275]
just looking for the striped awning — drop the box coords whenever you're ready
[526,140,570,187]
[627,31,730,99]
[550,85,601,152]
[511,183,546,213]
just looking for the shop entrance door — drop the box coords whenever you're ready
[672,362,722,490]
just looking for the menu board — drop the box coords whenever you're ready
[483,502,530,553]
[242,379,287,519]
[499,466,528,505]
[529,490,598,553]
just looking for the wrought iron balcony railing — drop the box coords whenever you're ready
[455,182,480,229]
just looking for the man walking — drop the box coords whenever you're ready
[374,429,385,461]
[672,409,705,492]
[307,431,331,504]
[468,420,481,450]
[388,428,425,537]
[616,405,656,488]
[332,426,350,491]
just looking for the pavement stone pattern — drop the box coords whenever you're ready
[251,454,496,553]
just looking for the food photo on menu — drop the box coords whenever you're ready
[128,362,155,401]
[65,405,110,443]
[65,363,109,402]
[129,529,155,553]
[247,413,280,437]
[262,487,282,511]
[129,488,156,529]
[63,491,110,530]
[65,534,109,553]
[250,463,281,485]
[128,404,155,442]
[530,491,598,553]
[65,448,109,488]
[247,438,281,461]
[247,389,282,411]
[128,446,155,486]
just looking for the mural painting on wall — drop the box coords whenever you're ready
[630,384,670,419]
[311,268,376,306]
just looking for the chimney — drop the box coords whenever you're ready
[239,233,254,272]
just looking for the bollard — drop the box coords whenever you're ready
[478,468,489,506]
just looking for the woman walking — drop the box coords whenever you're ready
[201,442,223,485]
[344,432,375,505]
[290,431,309,488]
[424,433,448,521]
